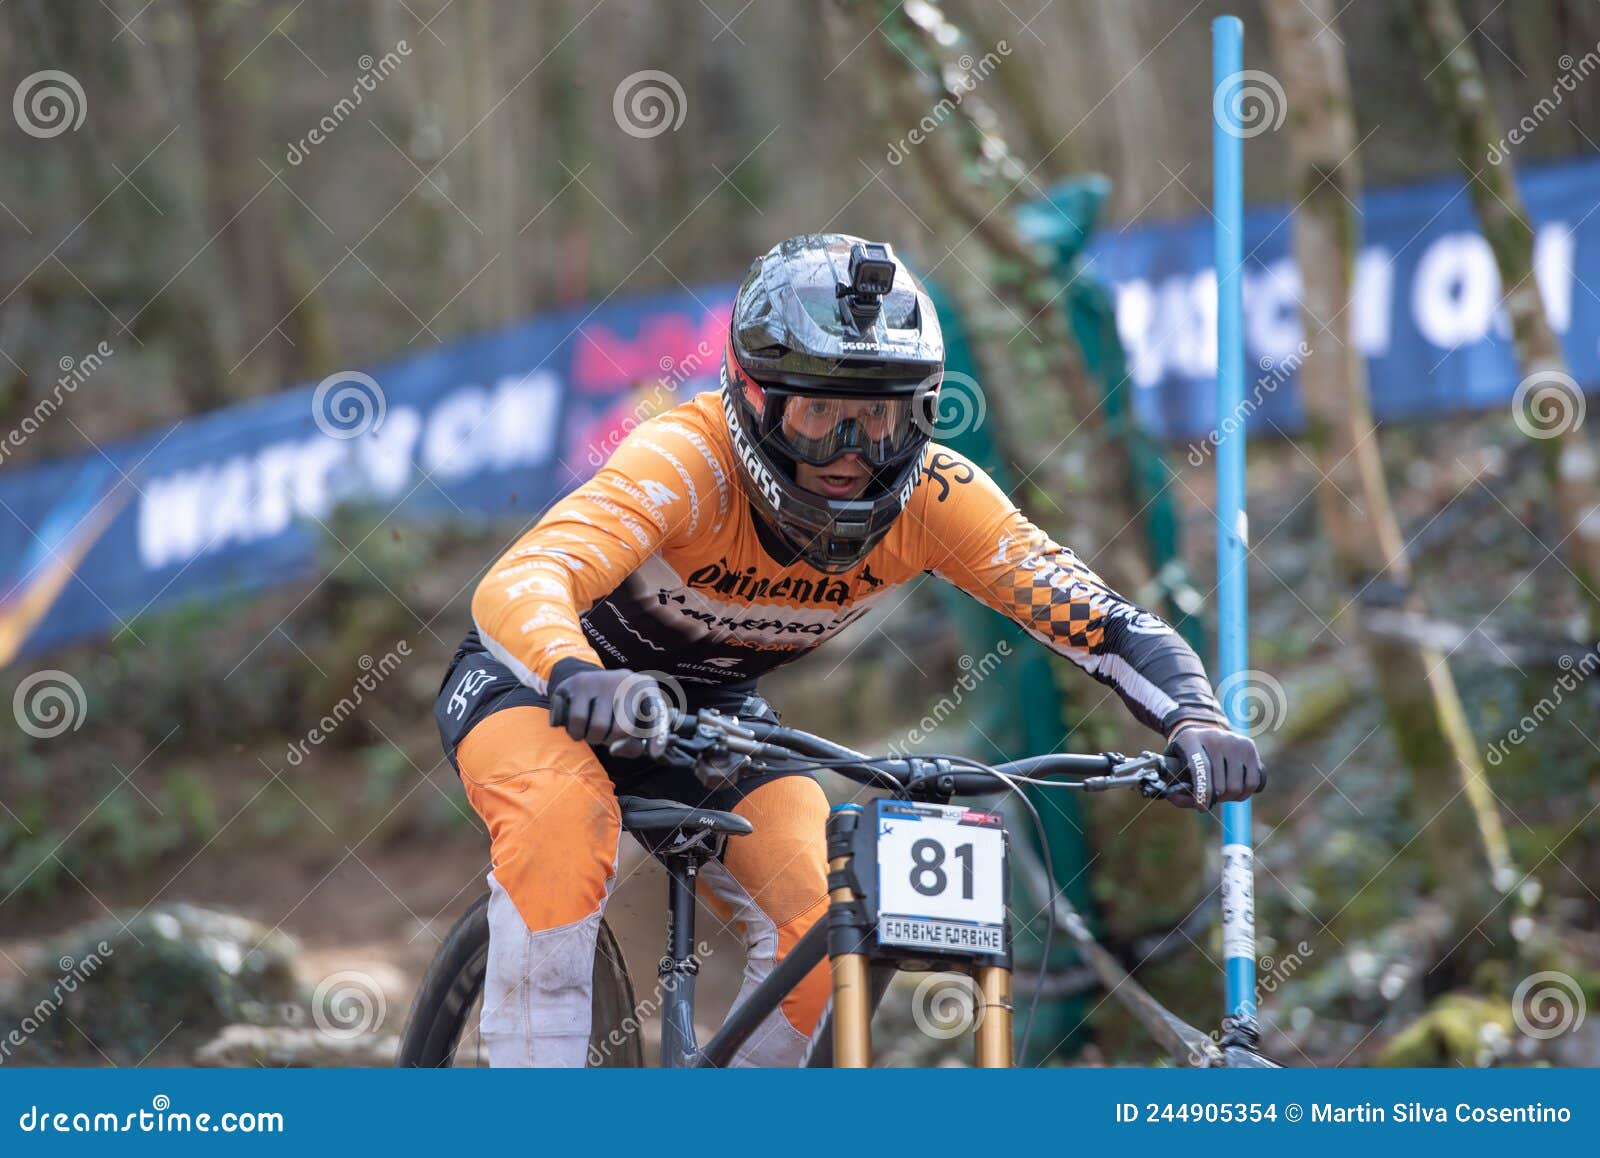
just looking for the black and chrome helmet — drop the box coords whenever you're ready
[722,234,944,573]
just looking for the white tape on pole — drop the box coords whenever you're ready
[1221,842,1256,962]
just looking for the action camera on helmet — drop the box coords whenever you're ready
[843,241,898,322]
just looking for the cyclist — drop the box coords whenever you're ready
[436,234,1264,1067]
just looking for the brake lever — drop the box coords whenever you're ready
[691,707,757,739]
[1084,751,1184,798]
[1079,767,1166,794]
[648,708,762,786]
[1136,769,1174,799]
[1139,750,1194,800]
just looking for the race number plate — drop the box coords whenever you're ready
[874,800,1007,957]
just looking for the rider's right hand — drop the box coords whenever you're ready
[547,665,671,759]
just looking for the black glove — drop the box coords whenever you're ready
[1164,723,1265,810]
[547,665,671,759]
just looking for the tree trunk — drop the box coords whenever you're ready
[825,0,1224,1055]
[183,0,283,394]
[945,0,1071,175]
[833,0,1157,620]
[464,0,514,332]
[1263,0,1517,912]
[1407,0,1600,633]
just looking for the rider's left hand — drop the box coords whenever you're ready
[1164,722,1265,810]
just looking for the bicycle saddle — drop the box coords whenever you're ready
[617,795,753,837]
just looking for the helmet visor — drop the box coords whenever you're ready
[769,393,921,467]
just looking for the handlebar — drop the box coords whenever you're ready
[641,707,1190,802]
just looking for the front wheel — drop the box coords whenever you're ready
[397,893,643,1067]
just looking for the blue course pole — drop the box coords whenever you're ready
[1212,15,1257,1031]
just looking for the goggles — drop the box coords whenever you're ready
[759,391,925,468]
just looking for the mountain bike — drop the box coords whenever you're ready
[398,707,1198,1068]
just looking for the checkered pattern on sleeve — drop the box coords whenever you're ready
[1007,550,1112,652]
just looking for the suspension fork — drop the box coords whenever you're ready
[974,964,1014,1068]
[825,804,874,1067]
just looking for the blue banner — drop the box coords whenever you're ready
[1087,156,1600,441]
[7,157,1600,664]
[0,288,733,664]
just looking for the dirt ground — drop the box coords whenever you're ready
[0,821,757,1062]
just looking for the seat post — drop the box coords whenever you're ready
[658,848,706,1068]
[615,798,750,1066]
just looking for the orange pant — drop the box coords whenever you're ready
[457,704,832,1067]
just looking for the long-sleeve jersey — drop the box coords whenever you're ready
[465,390,1225,736]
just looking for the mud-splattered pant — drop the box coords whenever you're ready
[452,701,830,1067]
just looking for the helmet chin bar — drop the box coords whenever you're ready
[779,499,876,573]
[766,454,922,573]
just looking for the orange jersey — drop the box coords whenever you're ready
[465,391,1223,736]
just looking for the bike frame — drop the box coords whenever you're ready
[650,830,841,1068]
[647,846,831,1069]
[656,801,1014,1069]
[628,713,1184,1068]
